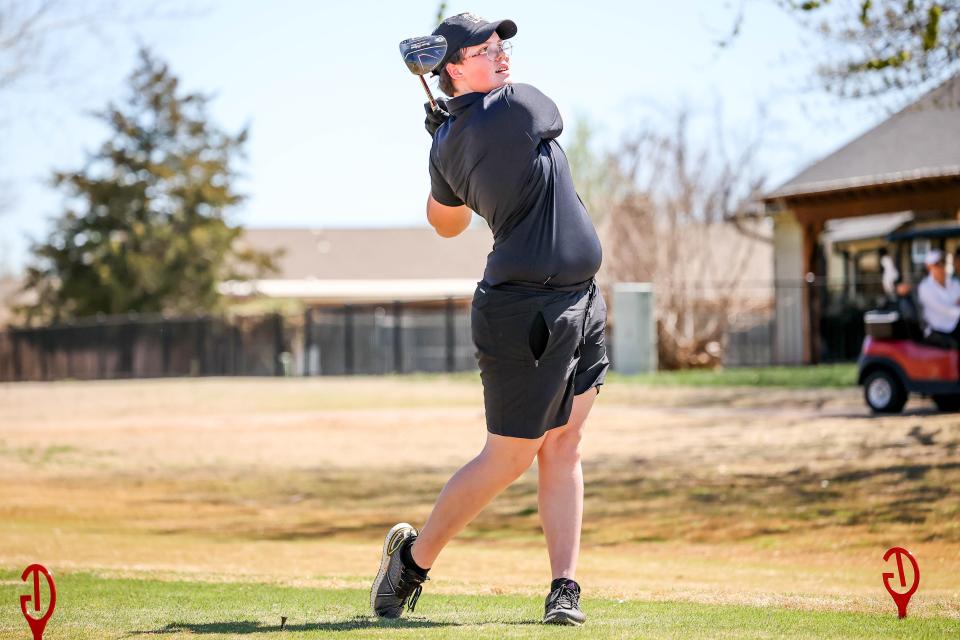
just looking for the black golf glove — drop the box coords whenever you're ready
[424,98,450,137]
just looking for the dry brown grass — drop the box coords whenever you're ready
[1,376,958,617]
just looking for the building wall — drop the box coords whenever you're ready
[773,212,804,364]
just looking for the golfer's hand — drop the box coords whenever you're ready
[424,99,450,137]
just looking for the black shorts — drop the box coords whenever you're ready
[470,278,610,439]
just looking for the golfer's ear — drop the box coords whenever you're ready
[445,61,461,79]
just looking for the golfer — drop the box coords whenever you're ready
[371,13,608,626]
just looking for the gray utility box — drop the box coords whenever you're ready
[612,283,657,374]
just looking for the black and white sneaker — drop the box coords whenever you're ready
[370,522,428,618]
[543,578,586,626]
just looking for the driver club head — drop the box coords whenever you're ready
[399,35,448,76]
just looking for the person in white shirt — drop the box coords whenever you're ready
[879,247,899,301]
[917,249,960,339]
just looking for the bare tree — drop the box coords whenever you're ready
[0,1,189,93]
[0,0,59,92]
[0,1,200,218]
[588,106,772,368]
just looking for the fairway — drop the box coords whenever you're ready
[1,376,959,638]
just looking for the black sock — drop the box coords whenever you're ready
[401,538,429,578]
[551,578,579,592]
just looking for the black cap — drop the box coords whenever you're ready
[431,12,517,75]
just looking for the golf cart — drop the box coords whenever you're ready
[858,224,960,413]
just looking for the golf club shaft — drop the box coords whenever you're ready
[419,76,438,112]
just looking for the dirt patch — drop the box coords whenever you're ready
[1,377,958,615]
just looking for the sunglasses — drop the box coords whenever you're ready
[463,40,512,62]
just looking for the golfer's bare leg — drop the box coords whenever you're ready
[536,387,598,580]
[411,432,543,570]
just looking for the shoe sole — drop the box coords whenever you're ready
[370,522,416,616]
[543,611,586,626]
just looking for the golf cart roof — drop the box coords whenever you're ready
[887,224,960,241]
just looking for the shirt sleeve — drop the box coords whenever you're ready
[501,83,563,142]
[429,148,464,207]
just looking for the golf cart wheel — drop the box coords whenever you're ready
[863,370,907,414]
[932,394,960,412]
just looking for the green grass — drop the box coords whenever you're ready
[1,571,955,639]
[400,364,858,389]
[609,363,857,389]
[2,364,858,393]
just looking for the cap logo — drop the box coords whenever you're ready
[457,12,485,24]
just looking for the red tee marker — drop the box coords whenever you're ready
[20,564,57,640]
[882,547,919,619]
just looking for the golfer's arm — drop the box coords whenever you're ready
[426,194,471,238]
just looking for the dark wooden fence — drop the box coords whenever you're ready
[0,300,477,382]
[0,279,872,382]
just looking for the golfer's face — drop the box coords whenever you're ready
[929,260,946,281]
[459,32,511,94]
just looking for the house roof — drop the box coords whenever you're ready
[227,226,492,302]
[229,221,774,303]
[236,226,491,281]
[766,75,960,199]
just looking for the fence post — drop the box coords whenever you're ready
[161,320,172,377]
[65,323,75,380]
[445,297,455,372]
[303,308,312,377]
[193,317,205,376]
[120,318,136,378]
[40,328,49,381]
[12,331,22,382]
[344,305,354,375]
[806,274,819,365]
[771,281,780,366]
[393,301,403,374]
[273,313,284,377]
[96,317,107,379]
[233,323,243,375]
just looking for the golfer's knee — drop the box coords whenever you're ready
[503,449,538,478]
[480,442,539,478]
[539,429,583,465]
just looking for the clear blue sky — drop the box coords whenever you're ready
[0,0,884,274]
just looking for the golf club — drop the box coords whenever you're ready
[398,35,447,112]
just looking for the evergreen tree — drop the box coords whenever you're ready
[18,48,275,324]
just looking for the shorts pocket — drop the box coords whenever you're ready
[529,311,551,362]
[473,305,539,363]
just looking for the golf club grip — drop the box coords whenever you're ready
[419,75,438,112]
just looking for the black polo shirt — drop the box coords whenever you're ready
[429,83,602,289]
